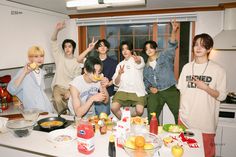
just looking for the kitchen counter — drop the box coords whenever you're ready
[0,114,205,157]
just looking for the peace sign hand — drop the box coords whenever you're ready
[118,65,125,75]
[87,37,98,51]
[171,18,179,33]
[132,54,141,64]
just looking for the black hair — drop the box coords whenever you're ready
[143,40,158,51]
[192,33,214,51]
[62,39,76,54]
[120,41,133,54]
[94,39,110,50]
[84,57,103,73]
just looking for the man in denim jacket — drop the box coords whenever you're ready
[143,19,180,124]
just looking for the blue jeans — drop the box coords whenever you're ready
[94,99,111,115]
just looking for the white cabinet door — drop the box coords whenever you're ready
[221,125,236,157]
[215,125,223,157]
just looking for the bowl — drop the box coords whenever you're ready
[123,132,163,157]
[6,119,34,137]
[20,108,40,123]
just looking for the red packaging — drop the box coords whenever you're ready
[77,118,95,155]
[150,112,158,135]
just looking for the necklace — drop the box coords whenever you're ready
[192,60,209,76]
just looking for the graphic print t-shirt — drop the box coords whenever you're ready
[177,60,226,133]
[68,75,100,117]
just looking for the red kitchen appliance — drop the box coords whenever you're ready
[0,75,13,111]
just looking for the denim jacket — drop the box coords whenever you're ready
[143,40,178,93]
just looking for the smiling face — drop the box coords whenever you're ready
[29,55,44,66]
[28,46,45,66]
[145,43,156,57]
[122,44,132,59]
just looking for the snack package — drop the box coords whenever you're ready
[29,62,38,70]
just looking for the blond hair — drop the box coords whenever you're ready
[28,46,45,57]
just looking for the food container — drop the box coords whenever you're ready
[20,108,40,123]
[123,132,163,157]
[6,119,34,137]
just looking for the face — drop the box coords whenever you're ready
[145,44,156,57]
[97,42,108,54]
[29,55,44,66]
[86,64,102,82]
[193,38,211,58]
[64,43,74,56]
[122,45,132,59]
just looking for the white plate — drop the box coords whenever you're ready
[47,128,76,145]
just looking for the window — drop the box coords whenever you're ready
[85,21,191,78]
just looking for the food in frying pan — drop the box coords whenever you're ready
[40,121,63,128]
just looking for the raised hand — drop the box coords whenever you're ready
[171,18,179,33]
[132,54,141,64]
[24,63,33,75]
[91,92,106,102]
[100,77,109,88]
[87,37,98,51]
[150,87,158,94]
[118,65,125,75]
[56,21,66,31]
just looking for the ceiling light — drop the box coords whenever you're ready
[66,0,145,9]
[66,0,99,8]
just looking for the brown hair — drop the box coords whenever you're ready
[192,33,214,53]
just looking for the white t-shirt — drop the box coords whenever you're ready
[33,70,41,86]
[50,40,82,89]
[177,60,227,133]
[149,60,157,69]
[112,57,147,97]
[68,75,100,117]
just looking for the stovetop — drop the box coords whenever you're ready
[33,120,74,132]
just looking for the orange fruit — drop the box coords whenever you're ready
[134,148,147,157]
[135,136,145,148]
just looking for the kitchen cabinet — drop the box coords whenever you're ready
[215,122,236,157]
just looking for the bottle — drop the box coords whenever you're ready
[150,112,158,135]
[108,134,116,157]
[77,118,95,155]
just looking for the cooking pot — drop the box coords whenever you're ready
[226,92,236,104]
[37,108,68,132]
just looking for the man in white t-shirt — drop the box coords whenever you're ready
[177,33,227,157]
[51,21,96,114]
[68,57,109,117]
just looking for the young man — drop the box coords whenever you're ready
[7,46,54,112]
[177,33,227,157]
[111,41,146,119]
[68,57,109,117]
[143,19,180,124]
[51,21,96,113]
[93,39,117,115]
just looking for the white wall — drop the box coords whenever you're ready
[0,1,77,70]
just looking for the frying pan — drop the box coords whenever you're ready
[37,108,68,132]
